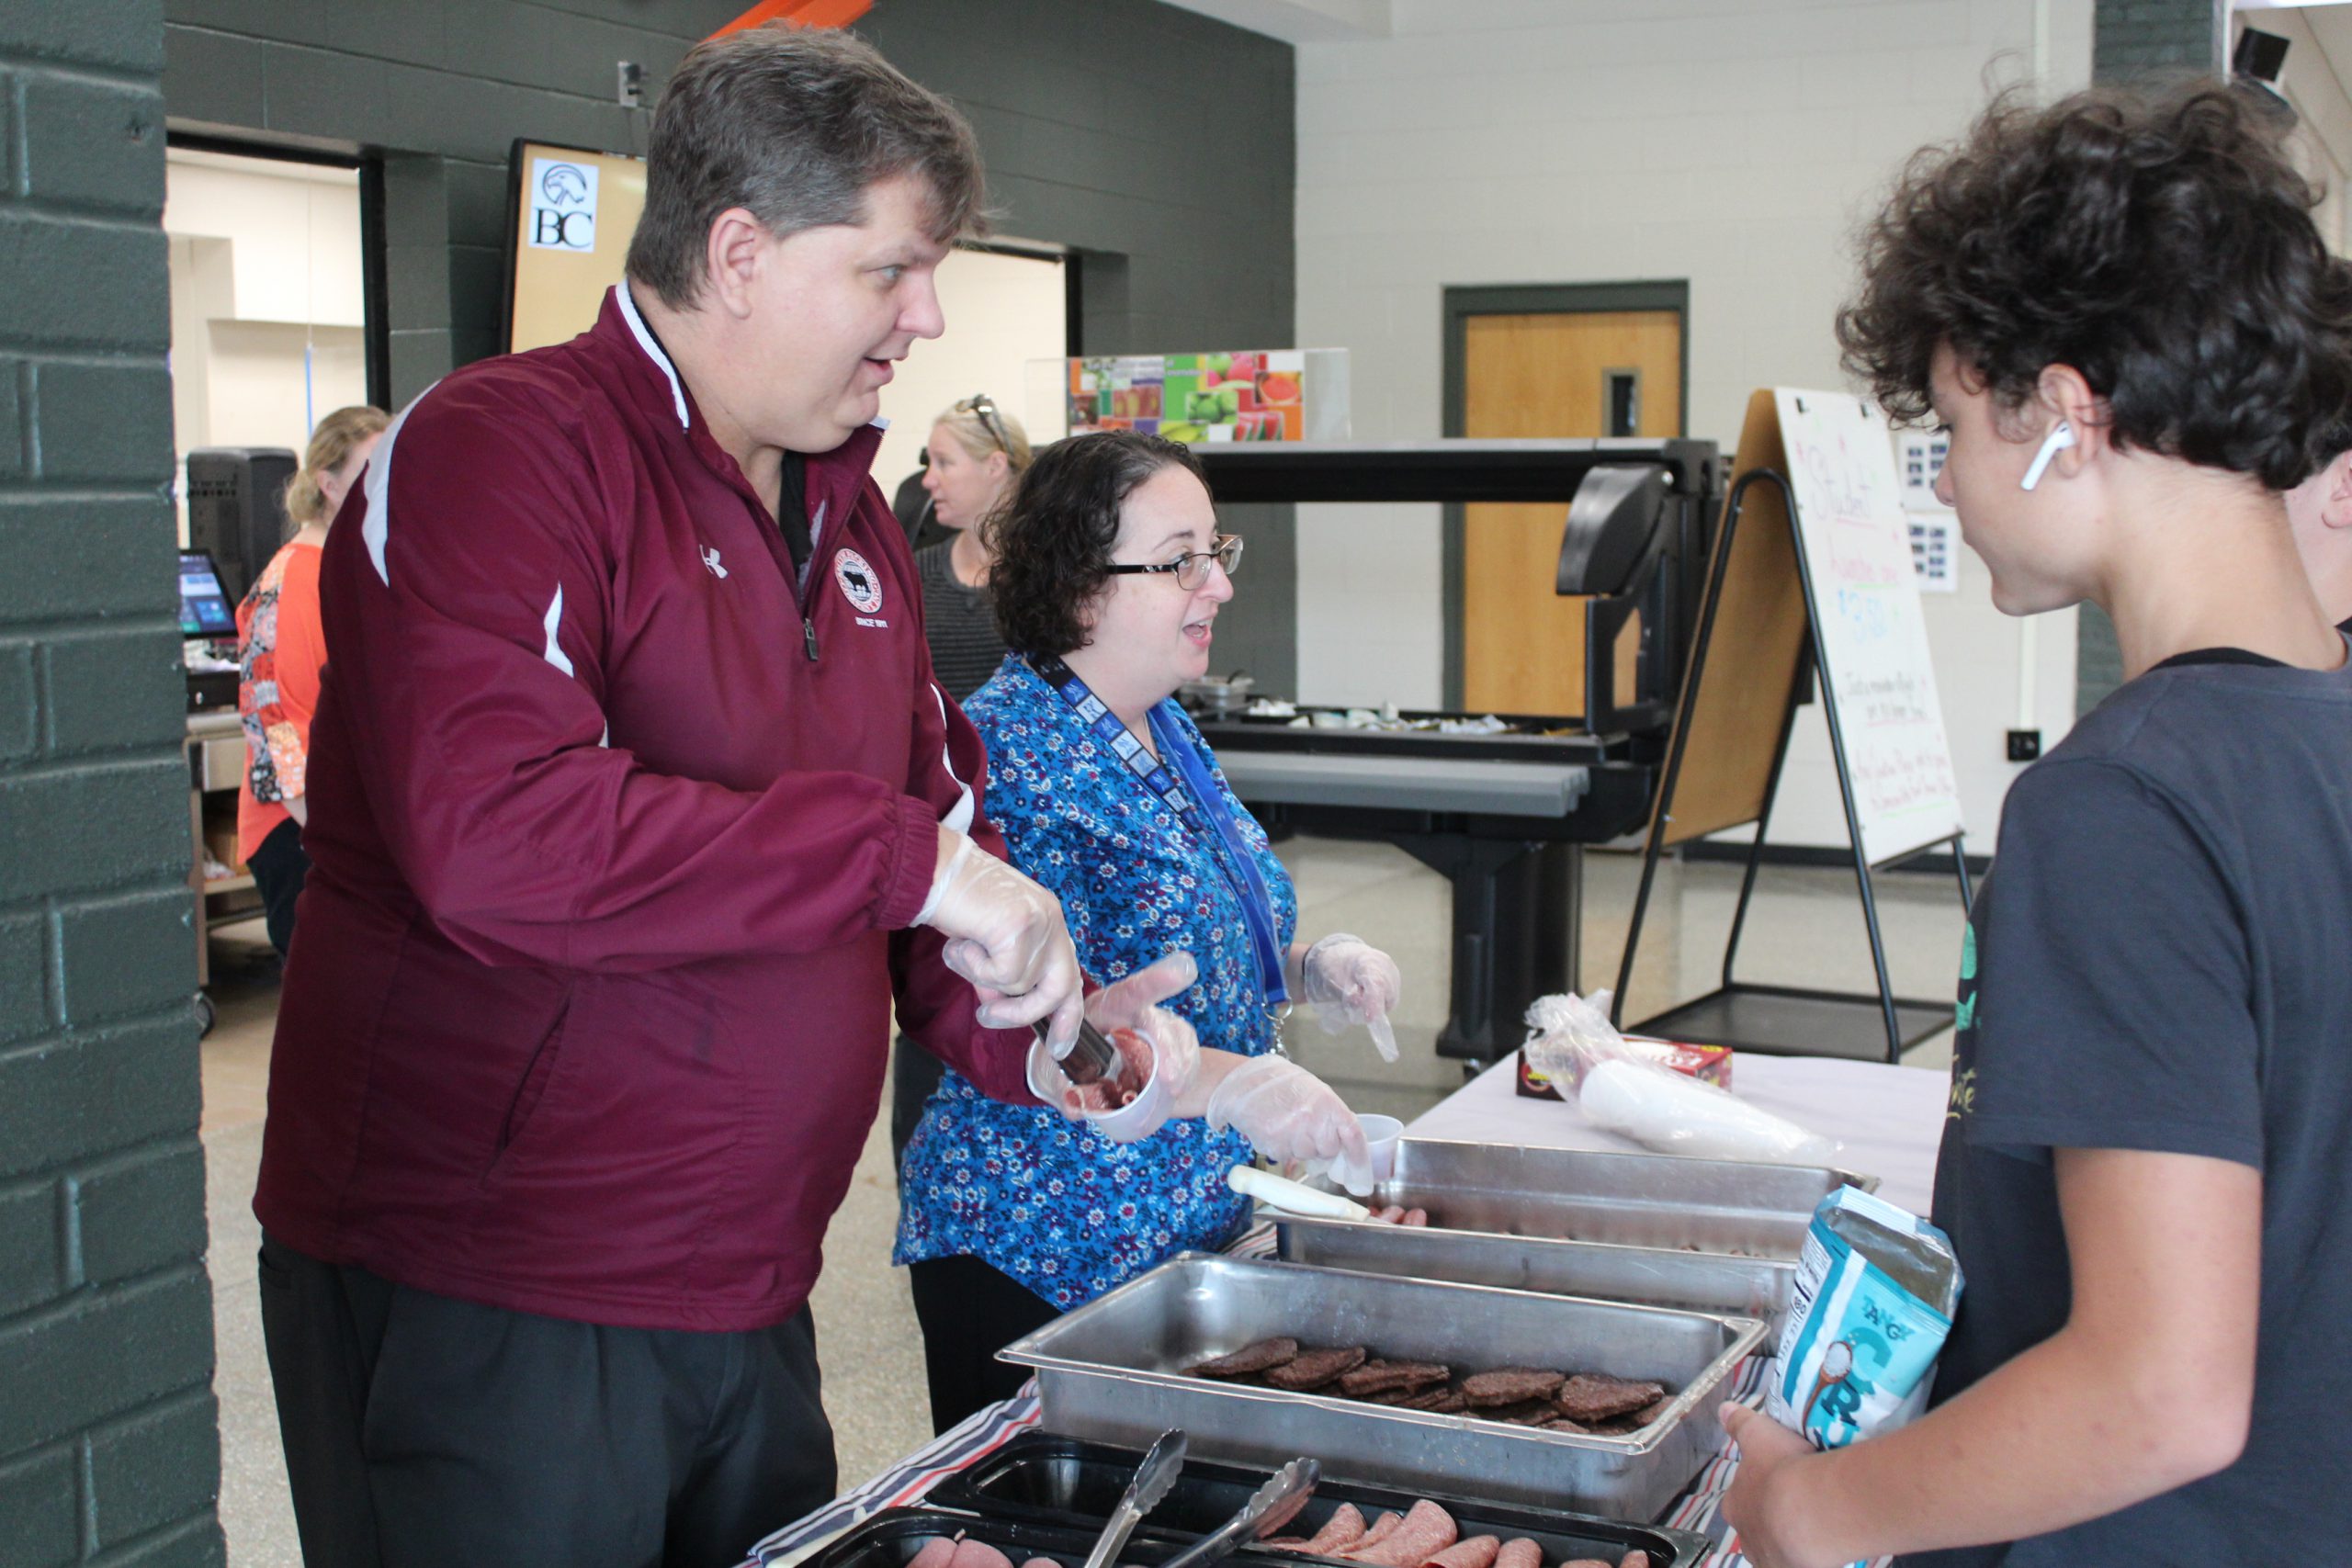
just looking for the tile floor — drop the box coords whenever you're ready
[198,834,1966,1565]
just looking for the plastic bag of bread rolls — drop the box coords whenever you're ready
[1521,991,1839,1167]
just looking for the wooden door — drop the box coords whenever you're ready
[1461,310,1681,715]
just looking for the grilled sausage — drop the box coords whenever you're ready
[1411,1388,1470,1414]
[1423,1536,1500,1568]
[1461,1369,1566,1407]
[945,1538,1013,1568]
[1340,1359,1453,1398]
[1191,1338,1300,1379]
[1265,1345,1368,1390]
[1300,1504,1369,1555]
[1342,1500,1457,1566]
[1553,1375,1668,1422]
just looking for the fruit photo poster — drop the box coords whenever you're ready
[1066,350,1310,442]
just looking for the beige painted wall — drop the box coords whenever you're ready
[871,244,1069,499]
[1288,0,2098,852]
[164,149,368,541]
[2233,6,2352,254]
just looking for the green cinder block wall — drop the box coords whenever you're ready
[0,0,225,1563]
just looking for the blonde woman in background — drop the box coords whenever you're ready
[893,393,1034,1165]
[236,404,386,956]
[917,392,1031,693]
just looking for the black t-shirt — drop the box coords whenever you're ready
[914,540,1008,703]
[1910,639,2352,1567]
[776,451,812,581]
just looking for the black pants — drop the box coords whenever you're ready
[906,1254,1061,1437]
[889,1033,946,1171]
[247,816,311,958]
[257,1235,836,1568]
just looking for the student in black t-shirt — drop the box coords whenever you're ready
[1720,84,2352,1568]
[2284,438,2352,629]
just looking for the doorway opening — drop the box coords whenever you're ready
[1441,281,1689,715]
[872,240,1071,548]
[164,142,376,575]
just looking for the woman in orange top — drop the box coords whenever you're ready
[236,405,386,956]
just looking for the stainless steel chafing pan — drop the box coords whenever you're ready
[998,1252,1767,1522]
[1263,1138,1873,1334]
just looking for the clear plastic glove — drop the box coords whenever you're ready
[1204,1055,1372,1188]
[915,831,1083,1053]
[1298,932,1403,1062]
[1026,953,1202,1141]
[1085,953,1202,1102]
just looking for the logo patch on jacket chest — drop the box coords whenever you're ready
[833,548,885,620]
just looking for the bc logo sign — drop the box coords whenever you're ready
[527,157,600,252]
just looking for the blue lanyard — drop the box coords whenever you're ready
[1028,654,1289,1010]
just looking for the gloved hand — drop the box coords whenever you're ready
[1204,1055,1372,1189]
[915,830,1083,1054]
[1298,932,1403,1063]
[1027,953,1203,1141]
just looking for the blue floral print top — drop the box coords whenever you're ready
[894,654,1298,1309]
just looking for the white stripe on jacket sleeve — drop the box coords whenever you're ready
[360,387,434,586]
[932,683,976,834]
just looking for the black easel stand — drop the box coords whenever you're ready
[1611,468,1973,1065]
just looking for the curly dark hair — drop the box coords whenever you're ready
[1838,80,2352,490]
[988,431,1209,657]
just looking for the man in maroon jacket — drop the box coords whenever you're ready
[254,29,1117,1567]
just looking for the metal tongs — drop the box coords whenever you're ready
[1035,1015,1125,1089]
[1159,1457,1319,1568]
[1080,1428,1188,1568]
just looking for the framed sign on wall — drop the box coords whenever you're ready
[503,140,648,355]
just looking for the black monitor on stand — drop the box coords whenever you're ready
[177,551,237,639]
[178,551,242,714]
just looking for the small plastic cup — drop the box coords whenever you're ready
[1357,1113,1404,1186]
[1316,1111,1405,1197]
[1078,1048,1170,1142]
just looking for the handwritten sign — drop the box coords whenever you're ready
[1774,389,1964,865]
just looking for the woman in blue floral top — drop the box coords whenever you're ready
[896,431,1406,1433]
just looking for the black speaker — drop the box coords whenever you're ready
[2235,27,2290,87]
[186,447,297,603]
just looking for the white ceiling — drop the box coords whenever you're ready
[1153,0,1392,43]
[167,146,356,186]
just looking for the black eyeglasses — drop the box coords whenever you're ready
[956,392,1011,456]
[1105,533,1244,592]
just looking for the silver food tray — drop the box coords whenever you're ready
[1276,1216,1797,1335]
[1270,1138,1871,1334]
[998,1252,1767,1523]
[1303,1137,1874,1258]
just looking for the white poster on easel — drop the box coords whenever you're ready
[1773,389,1965,866]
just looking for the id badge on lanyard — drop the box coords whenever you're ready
[1028,656,1290,1040]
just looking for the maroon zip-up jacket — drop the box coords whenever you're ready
[254,286,1036,1331]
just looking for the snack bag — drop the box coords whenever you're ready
[1766,1186,1963,1449]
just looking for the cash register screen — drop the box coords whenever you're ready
[178,551,237,637]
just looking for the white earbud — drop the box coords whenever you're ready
[2019,421,2076,491]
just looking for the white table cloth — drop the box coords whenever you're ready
[1407,1052,1951,1217]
